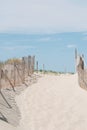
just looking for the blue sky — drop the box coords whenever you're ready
[0,0,87,72]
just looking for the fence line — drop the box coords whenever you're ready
[76,50,87,91]
[0,55,35,88]
[0,55,35,109]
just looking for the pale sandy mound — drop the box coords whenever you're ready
[0,73,87,130]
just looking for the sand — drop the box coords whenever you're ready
[0,73,87,130]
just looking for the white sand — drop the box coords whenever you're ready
[0,73,87,130]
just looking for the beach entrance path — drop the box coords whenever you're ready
[0,74,87,130]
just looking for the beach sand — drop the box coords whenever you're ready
[0,73,87,130]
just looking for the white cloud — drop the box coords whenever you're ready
[36,36,62,42]
[37,37,51,42]
[82,32,87,36]
[67,44,76,48]
[83,36,87,40]
[0,0,87,33]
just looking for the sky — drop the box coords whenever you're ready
[0,0,87,72]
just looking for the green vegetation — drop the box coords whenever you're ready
[37,69,75,75]
[5,58,21,64]
[0,61,4,68]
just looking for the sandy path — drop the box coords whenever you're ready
[0,74,87,130]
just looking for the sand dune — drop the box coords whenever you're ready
[0,73,87,130]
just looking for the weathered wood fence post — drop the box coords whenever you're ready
[0,69,2,90]
[22,57,25,83]
[32,56,35,74]
[36,61,38,73]
[43,64,45,73]
[75,48,77,72]
[14,62,16,86]
[28,56,31,76]
[0,68,12,108]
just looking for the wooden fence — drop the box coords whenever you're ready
[0,56,35,90]
[75,49,87,91]
[0,55,35,109]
